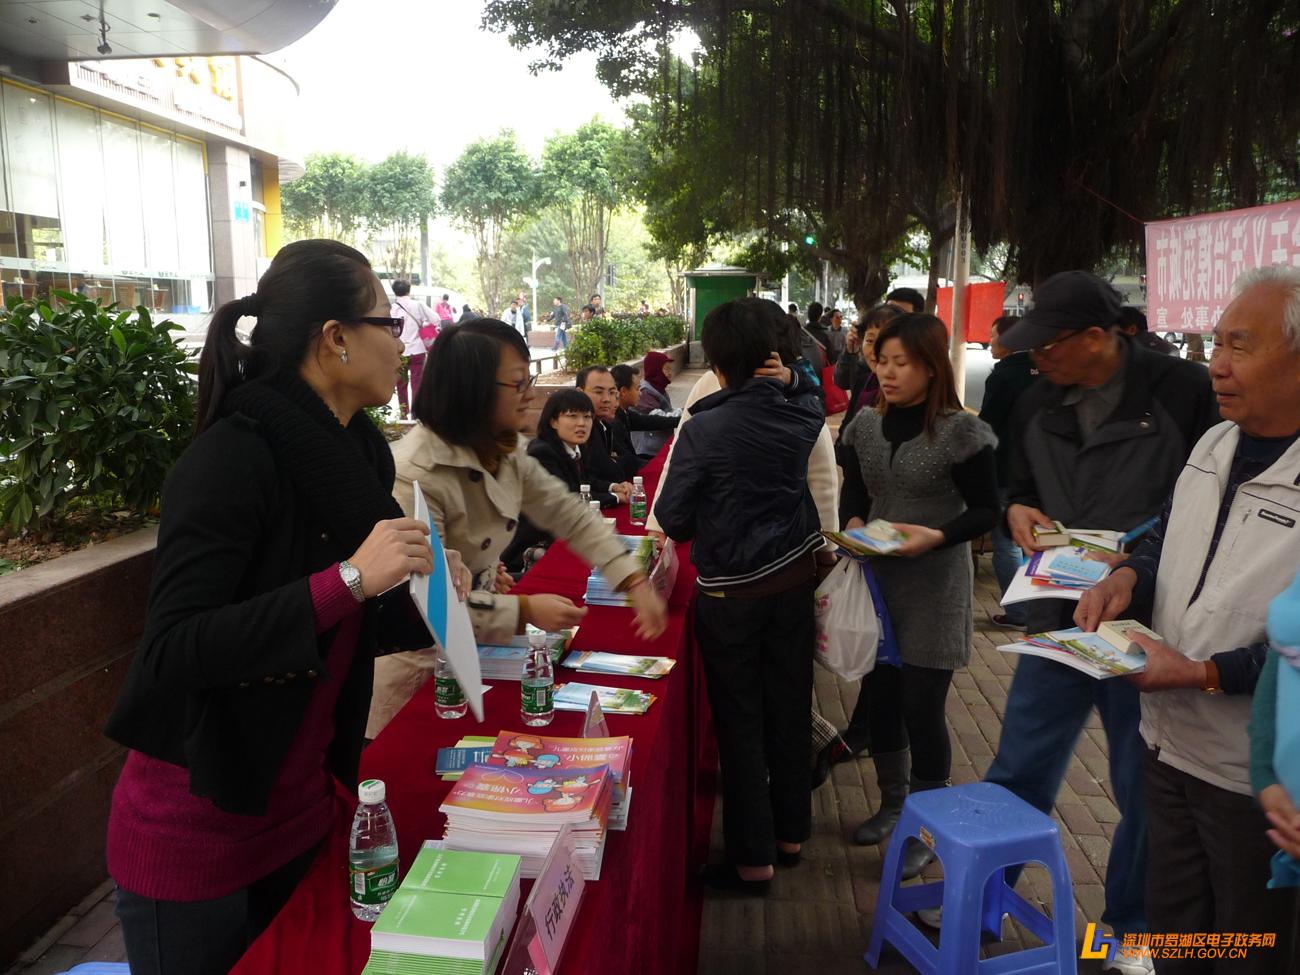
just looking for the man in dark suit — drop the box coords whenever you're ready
[610,364,679,464]
[577,365,644,480]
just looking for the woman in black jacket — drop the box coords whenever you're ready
[103,240,449,975]
[501,389,617,570]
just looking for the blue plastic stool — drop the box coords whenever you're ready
[865,782,1075,974]
[54,965,130,974]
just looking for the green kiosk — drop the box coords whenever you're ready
[684,263,761,365]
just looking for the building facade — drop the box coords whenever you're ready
[0,53,301,344]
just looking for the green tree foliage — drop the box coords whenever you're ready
[0,292,196,531]
[484,0,1300,288]
[441,131,541,316]
[540,119,633,304]
[364,151,437,280]
[281,151,367,243]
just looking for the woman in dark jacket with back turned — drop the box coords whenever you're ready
[103,239,446,975]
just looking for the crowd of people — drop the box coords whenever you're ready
[99,234,1300,974]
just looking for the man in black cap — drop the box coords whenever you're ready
[978,270,1216,968]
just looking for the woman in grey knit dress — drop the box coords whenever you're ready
[838,313,999,878]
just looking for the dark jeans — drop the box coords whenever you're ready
[985,650,1148,936]
[849,663,954,781]
[695,580,816,867]
[1144,751,1298,975]
[115,842,320,975]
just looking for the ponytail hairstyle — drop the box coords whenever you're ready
[196,239,375,434]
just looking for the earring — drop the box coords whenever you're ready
[340,350,349,364]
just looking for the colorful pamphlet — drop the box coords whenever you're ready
[483,732,632,802]
[560,651,677,679]
[1000,626,1150,679]
[820,519,909,557]
[553,682,656,714]
[476,629,569,681]
[584,535,659,607]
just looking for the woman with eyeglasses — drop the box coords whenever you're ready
[104,240,448,975]
[367,319,670,737]
[500,389,616,572]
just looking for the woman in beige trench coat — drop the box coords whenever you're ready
[367,319,668,737]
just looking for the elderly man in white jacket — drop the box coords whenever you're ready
[1078,265,1300,975]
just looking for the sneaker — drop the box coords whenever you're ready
[987,611,1026,631]
[1101,953,1154,975]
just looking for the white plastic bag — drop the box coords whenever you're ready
[813,558,881,680]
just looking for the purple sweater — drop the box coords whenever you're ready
[108,566,363,901]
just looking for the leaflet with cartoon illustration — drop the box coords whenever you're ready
[483,732,631,797]
[440,763,613,825]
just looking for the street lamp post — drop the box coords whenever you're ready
[524,252,551,331]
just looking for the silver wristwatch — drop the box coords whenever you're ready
[338,560,365,603]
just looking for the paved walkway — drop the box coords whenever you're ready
[6,365,1120,975]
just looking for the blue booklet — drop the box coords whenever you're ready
[435,745,494,776]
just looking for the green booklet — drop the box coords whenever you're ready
[370,889,504,960]
[404,847,521,899]
[363,932,507,975]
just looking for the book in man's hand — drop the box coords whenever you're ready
[999,621,1156,679]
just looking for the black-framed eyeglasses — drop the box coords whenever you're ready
[352,316,405,337]
[495,374,537,394]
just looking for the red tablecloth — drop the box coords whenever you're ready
[231,448,716,975]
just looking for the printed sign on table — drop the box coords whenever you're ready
[1145,199,1300,334]
[499,825,586,975]
[581,691,610,739]
[410,481,484,720]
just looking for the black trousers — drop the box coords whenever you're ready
[115,841,320,975]
[694,580,816,867]
[849,662,954,782]
[1144,751,1298,975]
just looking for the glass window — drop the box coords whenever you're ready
[0,85,8,212]
[101,116,146,271]
[173,138,211,275]
[140,128,180,274]
[3,84,59,218]
[0,211,16,258]
[55,100,108,271]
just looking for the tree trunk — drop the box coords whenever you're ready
[420,217,430,287]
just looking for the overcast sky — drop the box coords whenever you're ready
[274,0,627,170]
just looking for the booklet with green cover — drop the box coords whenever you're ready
[370,889,505,960]
[403,847,521,900]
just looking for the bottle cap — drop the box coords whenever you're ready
[633,476,644,485]
[580,483,591,492]
[588,500,600,509]
[528,630,547,649]
[358,779,386,804]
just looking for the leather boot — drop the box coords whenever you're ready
[898,776,949,880]
[852,749,909,845]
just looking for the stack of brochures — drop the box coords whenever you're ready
[1001,530,1124,605]
[820,519,909,556]
[476,629,569,681]
[584,535,654,607]
[561,651,676,679]
[1000,620,1156,679]
[440,763,615,880]
[435,736,495,781]
[553,682,656,714]
[362,846,522,975]
[483,731,635,830]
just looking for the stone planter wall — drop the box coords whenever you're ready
[0,527,157,966]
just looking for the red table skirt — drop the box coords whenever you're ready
[232,446,716,975]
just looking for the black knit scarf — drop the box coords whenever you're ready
[222,370,403,555]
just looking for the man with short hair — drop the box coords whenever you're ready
[885,287,925,313]
[610,364,680,466]
[575,365,634,494]
[590,293,604,316]
[501,297,526,338]
[984,271,1217,971]
[1077,266,1300,974]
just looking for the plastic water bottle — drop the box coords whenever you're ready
[433,651,467,719]
[588,500,602,516]
[629,476,647,526]
[349,779,399,921]
[521,631,554,727]
[579,483,592,506]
